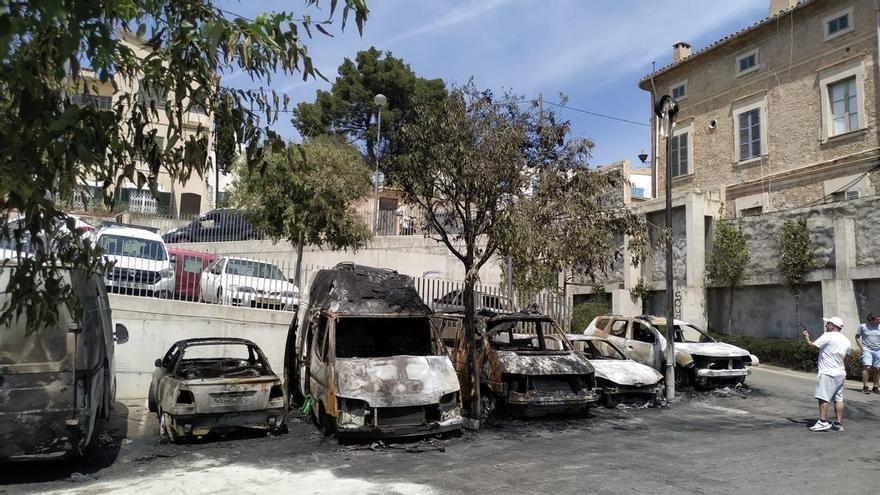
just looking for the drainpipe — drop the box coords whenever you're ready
[873,0,880,141]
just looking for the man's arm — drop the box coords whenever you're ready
[855,325,863,349]
[803,330,818,349]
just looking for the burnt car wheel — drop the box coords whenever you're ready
[318,402,336,437]
[147,385,157,413]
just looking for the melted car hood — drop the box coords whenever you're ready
[674,342,751,358]
[490,350,594,377]
[589,360,663,387]
[334,356,459,408]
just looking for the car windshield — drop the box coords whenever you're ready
[335,317,434,358]
[653,322,715,343]
[175,343,270,379]
[98,234,167,261]
[576,339,625,360]
[225,259,286,280]
[486,318,569,351]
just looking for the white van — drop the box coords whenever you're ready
[96,225,175,298]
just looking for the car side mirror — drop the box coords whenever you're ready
[114,323,129,344]
[154,358,162,368]
[169,254,178,265]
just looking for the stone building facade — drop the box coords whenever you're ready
[569,0,880,342]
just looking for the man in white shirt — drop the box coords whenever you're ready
[803,316,852,432]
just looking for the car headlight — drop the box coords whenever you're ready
[159,267,174,279]
[229,285,256,293]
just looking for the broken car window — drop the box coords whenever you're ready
[632,322,655,343]
[335,317,433,358]
[175,343,268,379]
[610,320,627,337]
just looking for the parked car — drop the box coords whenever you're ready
[432,289,514,314]
[163,208,262,243]
[437,310,598,419]
[566,335,664,407]
[286,263,463,439]
[585,315,758,388]
[167,247,216,301]
[200,256,299,311]
[147,338,285,442]
[96,224,175,298]
[0,262,129,461]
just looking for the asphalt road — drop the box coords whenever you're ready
[2,366,879,494]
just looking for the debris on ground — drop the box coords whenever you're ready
[67,472,96,483]
[133,453,178,464]
[343,438,447,454]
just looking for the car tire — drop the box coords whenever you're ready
[147,384,157,413]
[318,402,335,437]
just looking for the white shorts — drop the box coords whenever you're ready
[814,373,845,403]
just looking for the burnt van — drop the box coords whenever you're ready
[285,263,462,439]
[0,263,129,461]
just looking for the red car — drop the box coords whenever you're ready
[167,247,216,301]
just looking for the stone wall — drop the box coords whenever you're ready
[706,283,823,338]
[854,279,880,319]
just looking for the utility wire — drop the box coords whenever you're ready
[798,164,880,209]
[541,101,650,127]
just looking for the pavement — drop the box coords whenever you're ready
[1,366,879,494]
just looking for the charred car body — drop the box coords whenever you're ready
[566,335,664,406]
[148,338,285,442]
[286,263,462,439]
[585,315,758,388]
[437,311,599,418]
[1,264,129,461]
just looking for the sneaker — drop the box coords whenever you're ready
[864,387,871,395]
[831,421,844,431]
[810,420,831,432]
[872,387,880,394]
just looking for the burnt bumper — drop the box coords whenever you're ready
[0,409,84,462]
[694,367,751,384]
[507,390,600,416]
[167,407,285,437]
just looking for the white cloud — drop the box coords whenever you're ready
[385,0,511,45]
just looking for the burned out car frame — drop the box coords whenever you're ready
[439,311,599,418]
[566,335,664,407]
[148,338,285,442]
[286,263,463,440]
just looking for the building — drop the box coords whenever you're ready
[71,29,218,219]
[570,0,880,339]
[640,0,879,214]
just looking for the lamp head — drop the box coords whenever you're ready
[374,94,388,107]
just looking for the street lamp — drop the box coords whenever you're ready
[654,94,679,403]
[373,93,388,234]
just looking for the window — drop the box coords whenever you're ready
[824,8,853,40]
[732,95,766,162]
[182,256,204,274]
[736,49,759,76]
[740,206,762,217]
[738,109,761,161]
[819,61,865,141]
[97,234,167,261]
[631,186,646,198]
[828,77,858,136]
[669,131,689,178]
[610,320,627,337]
[70,94,112,110]
[832,189,860,202]
[632,323,655,343]
[671,80,687,100]
[138,79,166,109]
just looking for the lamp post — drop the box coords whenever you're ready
[373,93,387,234]
[653,94,679,403]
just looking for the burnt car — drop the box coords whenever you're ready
[438,311,599,418]
[148,338,285,442]
[285,263,462,439]
[585,315,758,388]
[566,335,664,407]
[1,263,129,461]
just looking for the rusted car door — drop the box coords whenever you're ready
[625,320,661,369]
[308,316,333,413]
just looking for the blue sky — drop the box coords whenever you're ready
[219,0,769,167]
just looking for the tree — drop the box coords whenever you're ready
[777,218,818,330]
[706,213,750,333]
[292,47,446,161]
[386,82,648,423]
[0,1,368,332]
[229,136,373,288]
[629,278,652,314]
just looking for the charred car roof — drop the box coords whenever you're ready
[172,337,259,348]
[308,263,431,315]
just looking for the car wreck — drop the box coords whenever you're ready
[566,335,664,407]
[585,315,758,388]
[1,264,128,461]
[286,263,462,439]
[148,338,285,442]
[439,311,599,418]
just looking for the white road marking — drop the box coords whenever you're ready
[696,403,750,416]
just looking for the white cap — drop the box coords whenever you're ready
[823,316,844,329]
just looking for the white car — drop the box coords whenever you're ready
[566,334,664,406]
[96,225,175,298]
[200,257,299,311]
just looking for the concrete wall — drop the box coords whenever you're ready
[854,279,880,319]
[174,236,505,286]
[706,283,823,338]
[110,294,293,400]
